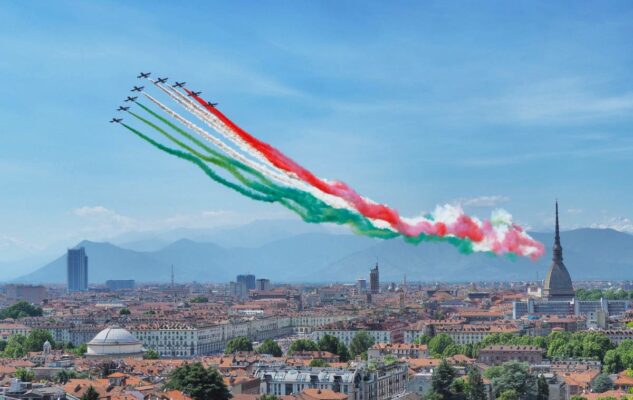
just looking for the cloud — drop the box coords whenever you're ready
[483,78,633,124]
[454,195,510,207]
[72,206,135,225]
[567,208,583,215]
[590,216,633,233]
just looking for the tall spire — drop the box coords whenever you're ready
[553,200,563,263]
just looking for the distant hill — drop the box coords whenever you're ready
[15,225,633,284]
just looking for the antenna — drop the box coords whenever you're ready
[171,265,175,287]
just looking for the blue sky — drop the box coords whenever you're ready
[1,0,632,262]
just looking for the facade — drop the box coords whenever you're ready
[370,264,379,295]
[477,345,544,365]
[311,326,404,347]
[67,247,88,292]
[254,362,407,400]
[368,343,428,359]
[4,284,48,304]
[105,280,135,291]
[543,202,575,301]
[237,274,256,290]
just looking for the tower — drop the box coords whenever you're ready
[370,263,380,294]
[543,201,575,300]
[67,247,88,292]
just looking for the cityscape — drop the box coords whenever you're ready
[1,2,633,400]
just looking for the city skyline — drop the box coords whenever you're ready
[1,1,633,264]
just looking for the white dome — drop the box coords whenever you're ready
[89,326,140,346]
[86,326,143,358]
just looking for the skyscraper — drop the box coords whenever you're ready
[370,263,380,294]
[67,247,88,292]
[237,274,256,290]
[543,201,575,301]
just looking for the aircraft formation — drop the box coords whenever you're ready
[110,72,218,124]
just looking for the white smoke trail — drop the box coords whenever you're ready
[142,90,362,215]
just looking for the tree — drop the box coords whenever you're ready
[467,367,486,400]
[0,301,43,319]
[81,385,100,400]
[224,336,253,354]
[413,334,432,345]
[537,375,549,400]
[318,334,340,354]
[490,361,536,399]
[144,349,160,359]
[257,339,282,357]
[592,374,614,393]
[3,334,27,358]
[56,369,77,384]
[309,358,330,367]
[289,339,319,354]
[336,341,350,362]
[119,308,131,315]
[428,334,454,358]
[498,389,519,400]
[317,334,349,362]
[72,343,88,356]
[349,331,375,358]
[165,362,232,400]
[190,296,209,303]
[259,396,279,400]
[14,367,35,382]
[432,359,456,399]
[25,329,55,352]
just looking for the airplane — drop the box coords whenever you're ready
[125,96,137,102]
[172,81,186,88]
[131,86,144,92]
[156,77,168,84]
[110,118,123,123]
[137,72,150,78]
[207,101,218,107]
[187,91,201,97]
[117,106,130,111]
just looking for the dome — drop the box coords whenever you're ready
[86,326,143,358]
[89,326,140,345]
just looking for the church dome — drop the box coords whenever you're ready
[86,326,143,358]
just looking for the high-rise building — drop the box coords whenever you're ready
[237,274,256,290]
[229,281,248,299]
[370,263,380,294]
[256,278,271,291]
[543,201,575,301]
[67,247,88,292]
[357,278,367,292]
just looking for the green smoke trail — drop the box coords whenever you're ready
[122,115,400,239]
[120,123,276,203]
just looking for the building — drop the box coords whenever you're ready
[237,274,256,290]
[230,281,248,299]
[4,284,48,304]
[543,202,575,301]
[370,264,379,295]
[105,280,135,291]
[254,362,407,399]
[86,325,144,359]
[356,279,367,293]
[67,247,88,292]
[368,343,428,359]
[256,278,272,292]
[477,345,544,365]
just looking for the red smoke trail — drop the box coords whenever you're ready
[185,90,543,258]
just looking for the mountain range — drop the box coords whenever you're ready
[12,219,633,284]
